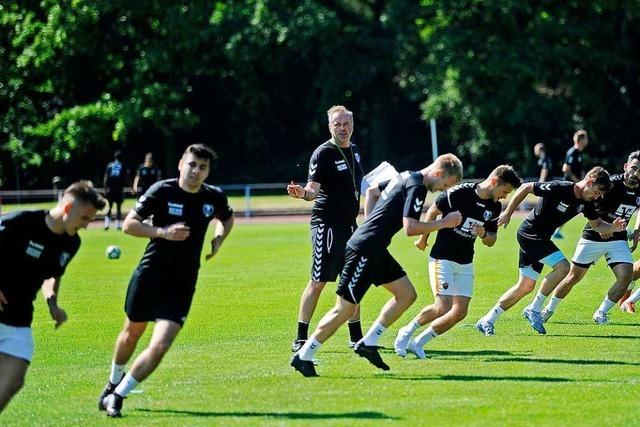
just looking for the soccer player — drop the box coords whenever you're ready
[290,154,463,377]
[394,166,522,359]
[0,181,105,413]
[555,130,589,238]
[133,152,162,196]
[103,150,127,230]
[541,151,640,324]
[620,260,640,312]
[534,143,552,182]
[475,167,624,336]
[287,105,364,352]
[99,144,234,417]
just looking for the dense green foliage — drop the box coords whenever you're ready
[3,218,640,425]
[2,1,639,187]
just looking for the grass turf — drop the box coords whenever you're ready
[2,217,639,426]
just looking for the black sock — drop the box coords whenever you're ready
[348,320,363,342]
[297,321,309,341]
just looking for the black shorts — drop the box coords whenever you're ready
[125,265,198,326]
[310,221,356,282]
[517,233,564,277]
[105,189,124,204]
[336,246,406,304]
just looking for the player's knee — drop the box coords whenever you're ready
[554,261,570,277]
[121,329,144,344]
[402,288,417,306]
[149,341,172,359]
[308,281,326,294]
[451,307,468,322]
[519,280,536,294]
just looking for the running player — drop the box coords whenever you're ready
[542,151,640,324]
[99,144,234,417]
[0,181,105,412]
[287,105,364,352]
[103,150,127,230]
[475,167,623,335]
[290,154,463,377]
[394,165,521,358]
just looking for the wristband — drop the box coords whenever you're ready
[302,189,307,200]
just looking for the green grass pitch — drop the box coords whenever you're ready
[3,217,640,426]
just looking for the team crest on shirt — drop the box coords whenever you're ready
[483,211,493,221]
[576,204,584,213]
[202,204,215,218]
[636,197,640,206]
[59,252,71,267]
[168,202,184,216]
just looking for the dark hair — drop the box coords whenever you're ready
[628,151,640,163]
[64,180,106,210]
[183,144,216,162]
[492,165,522,188]
[114,150,122,161]
[585,166,612,191]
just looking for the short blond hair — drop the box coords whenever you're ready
[327,105,353,121]
[573,129,588,142]
[433,153,463,182]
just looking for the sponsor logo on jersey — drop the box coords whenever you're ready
[309,160,317,175]
[413,198,424,212]
[26,241,44,259]
[355,153,361,163]
[614,204,637,219]
[334,160,346,165]
[0,219,4,231]
[168,202,184,216]
[59,252,71,267]
[202,204,215,218]
[539,183,553,191]
[557,202,569,212]
[459,218,484,237]
[337,164,348,171]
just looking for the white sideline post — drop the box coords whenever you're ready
[430,118,438,162]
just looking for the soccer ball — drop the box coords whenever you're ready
[106,245,121,260]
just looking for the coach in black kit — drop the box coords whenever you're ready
[99,144,234,418]
[291,154,463,377]
[287,105,364,352]
[0,181,105,413]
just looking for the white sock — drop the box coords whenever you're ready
[114,372,140,397]
[597,297,616,314]
[530,291,547,312]
[484,304,505,323]
[362,321,387,346]
[298,337,321,361]
[627,287,640,304]
[104,216,110,227]
[414,326,438,348]
[627,281,636,291]
[545,296,563,312]
[405,319,421,334]
[109,362,125,385]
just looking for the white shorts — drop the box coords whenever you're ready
[0,323,34,362]
[428,258,474,298]
[572,238,633,267]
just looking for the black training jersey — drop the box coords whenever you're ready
[430,183,501,264]
[105,161,126,189]
[518,181,598,240]
[136,164,161,193]
[347,171,426,255]
[564,147,583,181]
[538,155,553,181]
[0,210,80,327]
[133,179,233,272]
[308,140,364,224]
[582,174,640,242]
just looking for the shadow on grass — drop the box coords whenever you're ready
[548,334,640,340]
[549,321,640,328]
[484,357,640,366]
[426,349,529,357]
[346,373,572,382]
[133,408,399,420]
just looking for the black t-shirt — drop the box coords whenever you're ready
[308,141,364,225]
[564,147,583,181]
[582,174,640,242]
[518,181,598,240]
[347,171,426,255]
[538,155,552,181]
[133,179,233,273]
[105,161,126,189]
[430,183,501,264]
[136,164,161,193]
[0,210,80,327]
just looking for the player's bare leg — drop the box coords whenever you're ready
[395,296,452,357]
[593,263,633,323]
[541,264,588,322]
[0,353,29,413]
[476,275,537,336]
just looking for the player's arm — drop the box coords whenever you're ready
[539,166,549,182]
[497,182,534,228]
[588,217,627,235]
[403,211,462,236]
[562,163,579,182]
[364,185,382,218]
[122,210,190,241]
[415,203,441,250]
[132,173,140,194]
[205,216,234,261]
[41,277,67,329]
[287,181,321,201]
